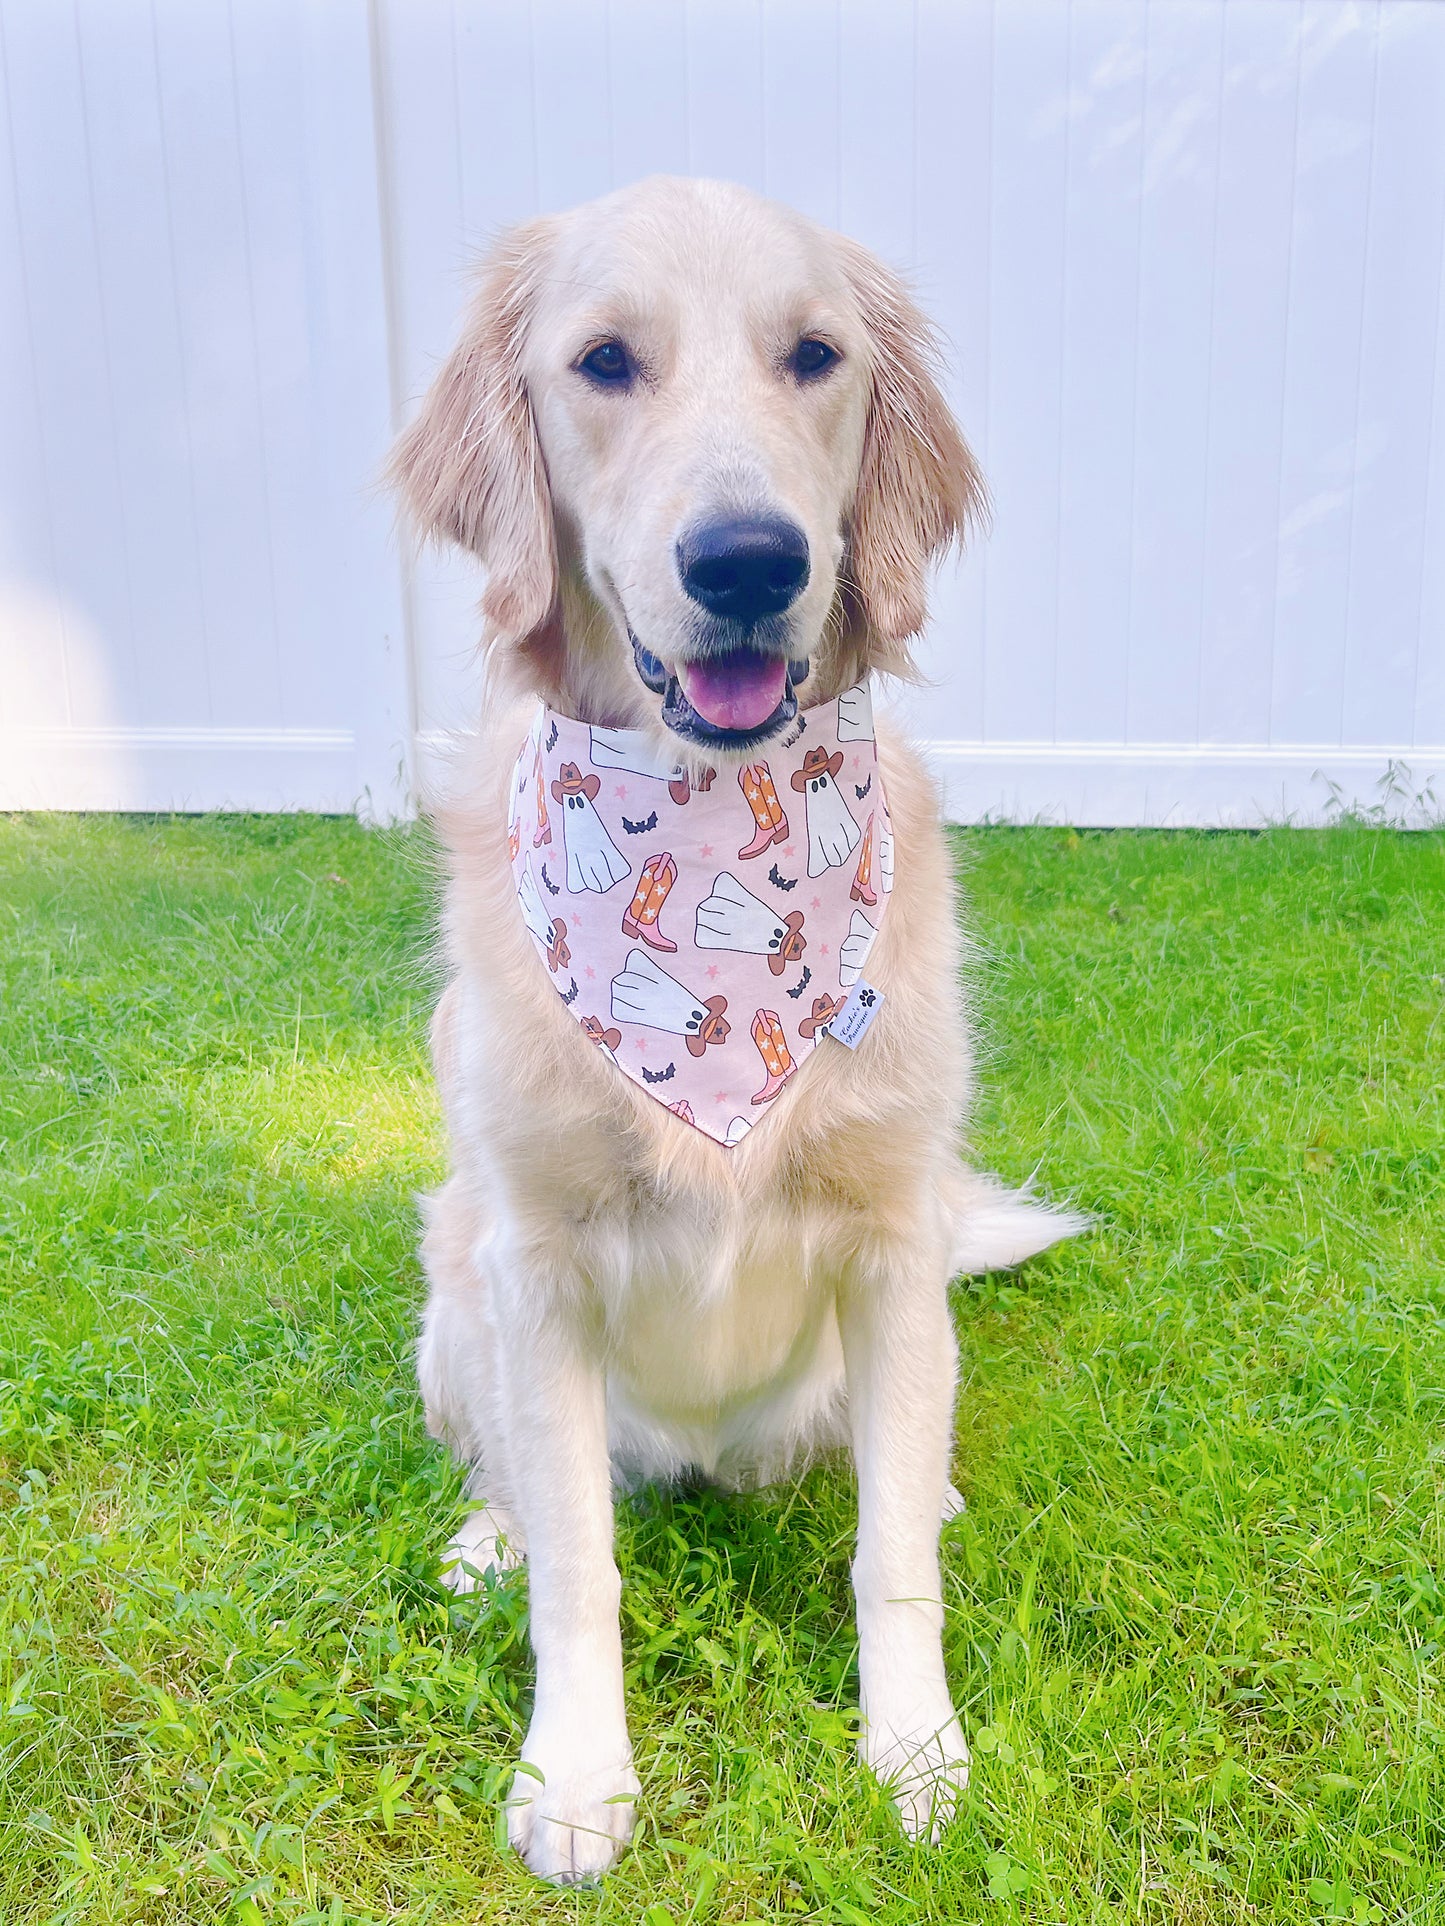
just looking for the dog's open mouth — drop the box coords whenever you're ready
[631,632,809,747]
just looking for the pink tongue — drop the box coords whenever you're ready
[676,652,788,731]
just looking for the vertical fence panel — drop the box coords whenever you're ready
[1054,0,1146,746]
[72,0,210,731]
[761,0,841,228]
[608,1,690,187]
[1196,0,1299,749]
[1125,0,1223,748]
[1338,0,1445,750]
[912,0,993,746]
[4,0,139,730]
[0,4,69,734]
[1269,0,1376,750]
[982,0,1070,744]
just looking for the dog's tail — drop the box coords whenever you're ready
[946,1166,1090,1276]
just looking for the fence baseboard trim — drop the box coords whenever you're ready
[924,742,1445,828]
[0,726,371,814]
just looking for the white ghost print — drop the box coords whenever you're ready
[695,872,806,974]
[838,909,877,988]
[588,728,686,785]
[790,749,861,877]
[836,682,876,742]
[724,1115,753,1145]
[550,762,632,894]
[610,949,730,1056]
[878,816,895,895]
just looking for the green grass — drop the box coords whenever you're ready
[2,813,1444,1925]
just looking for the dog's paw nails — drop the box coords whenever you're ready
[506,1753,639,1883]
[438,1506,522,1593]
[863,1710,970,1844]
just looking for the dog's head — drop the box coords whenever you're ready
[390,176,984,755]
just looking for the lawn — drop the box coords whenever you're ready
[2,813,1443,1926]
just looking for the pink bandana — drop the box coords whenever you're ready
[507,682,893,1145]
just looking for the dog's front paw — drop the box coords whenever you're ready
[506,1741,639,1883]
[862,1699,970,1843]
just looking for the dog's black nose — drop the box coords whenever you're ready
[676,516,810,624]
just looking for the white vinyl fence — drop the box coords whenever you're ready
[3,0,1443,825]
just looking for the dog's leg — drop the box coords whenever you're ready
[839,1230,968,1841]
[494,1292,638,1884]
[417,1180,525,1591]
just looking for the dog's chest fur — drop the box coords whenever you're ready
[433,706,970,1448]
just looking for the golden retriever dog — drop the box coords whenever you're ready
[391,175,1080,1883]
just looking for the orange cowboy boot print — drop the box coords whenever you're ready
[532,746,552,848]
[737,761,789,859]
[621,852,679,952]
[750,1008,797,1103]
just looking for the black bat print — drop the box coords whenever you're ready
[558,977,579,1006]
[854,774,872,801]
[640,1062,676,1084]
[541,863,561,896]
[545,720,559,752]
[785,966,812,999]
[622,811,659,835]
[768,864,797,892]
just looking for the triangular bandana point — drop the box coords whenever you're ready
[508,682,894,1145]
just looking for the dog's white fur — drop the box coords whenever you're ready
[392,177,1081,1883]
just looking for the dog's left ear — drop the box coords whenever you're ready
[840,241,987,673]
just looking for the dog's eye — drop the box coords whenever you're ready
[789,337,839,382]
[576,340,632,387]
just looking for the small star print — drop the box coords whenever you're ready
[705,963,721,979]
[614,783,628,799]
[700,843,713,857]
[811,897,822,910]
[783,846,795,857]
[819,944,830,956]
[714,1091,728,1103]
[584,965,596,979]
[635,1037,648,1050]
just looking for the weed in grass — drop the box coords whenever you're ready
[1,814,1443,1922]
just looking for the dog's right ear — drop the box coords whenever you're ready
[388,220,558,645]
